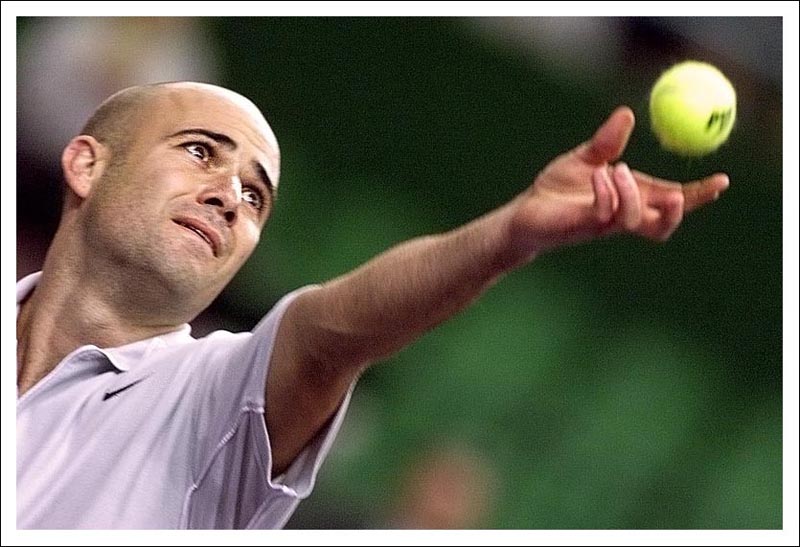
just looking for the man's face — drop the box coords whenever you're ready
[81,85,281,319]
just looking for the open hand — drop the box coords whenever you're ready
[508,107,730,256]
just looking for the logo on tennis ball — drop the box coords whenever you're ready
[649,61,737,156]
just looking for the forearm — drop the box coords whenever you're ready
[295,199,533,375]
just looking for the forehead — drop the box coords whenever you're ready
[142,86,281,185]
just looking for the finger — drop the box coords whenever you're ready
[592,166,614,224]
[644,199,684,242]
[630,172,684,241]
[611,162,642,231]
[631,169,730,213]
[630,169,683,195]
[682,174,730,213]
[576,106,635,165]
[639,209,664,240]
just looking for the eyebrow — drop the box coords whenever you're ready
[168,128,276,199]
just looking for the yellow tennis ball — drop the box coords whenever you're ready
[649,60,737,156]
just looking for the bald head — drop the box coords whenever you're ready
[80,82,279,171]
[80,84,157,167]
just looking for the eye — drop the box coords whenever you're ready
[184,142,211,162]
[242,186,264,212]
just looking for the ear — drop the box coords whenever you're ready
[61,136,107,199]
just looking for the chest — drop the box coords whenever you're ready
[16,351,195,527]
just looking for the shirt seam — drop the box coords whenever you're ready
[179,403,267,528]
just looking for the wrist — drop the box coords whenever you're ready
[503,196,545,268]
[481,198,540,273]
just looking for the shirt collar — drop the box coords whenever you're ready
[16,271,42,311]
[16,271,193,372]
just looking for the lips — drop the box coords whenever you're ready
[173,218,221,257]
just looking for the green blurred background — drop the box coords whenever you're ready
[17,16,783,529]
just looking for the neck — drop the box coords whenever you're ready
[17,231,185,396]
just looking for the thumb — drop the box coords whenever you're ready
[576,106,635,165]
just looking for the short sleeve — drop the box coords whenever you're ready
[180,287,353,529]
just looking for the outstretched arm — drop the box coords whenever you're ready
[265,106,730,473]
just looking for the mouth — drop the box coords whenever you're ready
[173,219,219,257]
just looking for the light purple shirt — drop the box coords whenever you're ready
[17,272,351,529]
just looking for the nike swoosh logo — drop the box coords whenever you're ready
[102,378,146,401]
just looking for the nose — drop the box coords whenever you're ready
[198,175,242,225]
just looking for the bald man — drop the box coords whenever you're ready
[16,82,729,529]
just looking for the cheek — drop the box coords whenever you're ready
[130,170,196,218]
[97,165,175,207]
[233,223,261,261]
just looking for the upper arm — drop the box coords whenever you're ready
[264,287,357,475]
